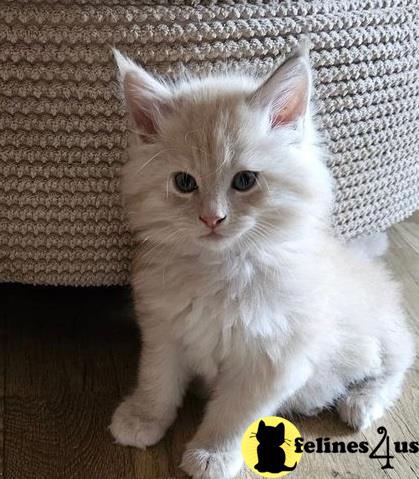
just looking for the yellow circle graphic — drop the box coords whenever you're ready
[241,416,303,477]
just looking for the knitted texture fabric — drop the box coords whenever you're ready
[1,0,418,286]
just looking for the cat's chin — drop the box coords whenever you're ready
[196,232,235,251]
[195,227,258,253]
[199,231,225,242]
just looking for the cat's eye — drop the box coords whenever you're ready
[174,172,198,193]
[232,171,258,192]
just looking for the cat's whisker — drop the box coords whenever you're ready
[159,232,192,284]
[248,226,284,282]
[146,232,193,278]
[136,147,180,173]
[211,151,231,176]
[136,150,167,173]
[140,229,182,264]
[247,229,269,279]
[253,222,275,238]
[239,234,268,278]
[251,225,272,243]
[126,127,139,135]
[257,174,271,193]
[250,222,291,276]
[249,226,275,254]
[166,174,171,199]
[256,217,277,228]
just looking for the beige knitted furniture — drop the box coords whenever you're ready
[1,0,419,286]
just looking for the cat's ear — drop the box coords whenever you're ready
[113,49,171,139]
[251,47,312,127]
[257,420,266,432]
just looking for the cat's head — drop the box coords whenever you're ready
[256,420,286,446]
[114,49,333,255]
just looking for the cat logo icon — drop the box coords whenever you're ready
[242,416,303,477]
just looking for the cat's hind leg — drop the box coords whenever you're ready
[337,375,401,430]
[337,328,415,431]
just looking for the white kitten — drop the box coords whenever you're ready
[110,49,415,479]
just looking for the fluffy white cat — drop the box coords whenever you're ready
[110,48,415,479]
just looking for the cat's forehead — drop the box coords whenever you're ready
[174,94,247,139]
[161,92,260,173]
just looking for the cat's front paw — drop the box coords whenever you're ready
[180,446,243,479]
[109,397,166,449]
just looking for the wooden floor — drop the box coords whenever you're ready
[1,211,418,479]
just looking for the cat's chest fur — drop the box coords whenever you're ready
[140,251,293,379]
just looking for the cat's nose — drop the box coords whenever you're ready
[199,214,226,229]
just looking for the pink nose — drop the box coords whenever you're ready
[199,215,226,229]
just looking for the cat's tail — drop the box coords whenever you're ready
[347,231,389,261]
[282,462,298,471]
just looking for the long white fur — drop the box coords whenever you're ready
[110,50,415,479]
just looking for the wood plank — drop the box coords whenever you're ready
[4,393,135,479]
[0,292,5,479]
[4,285,135,397]
[2,285,137,479]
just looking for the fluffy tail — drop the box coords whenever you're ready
[347,231,389,261]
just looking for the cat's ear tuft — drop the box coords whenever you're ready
[251,47,312,127]
[113,49,171,138]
